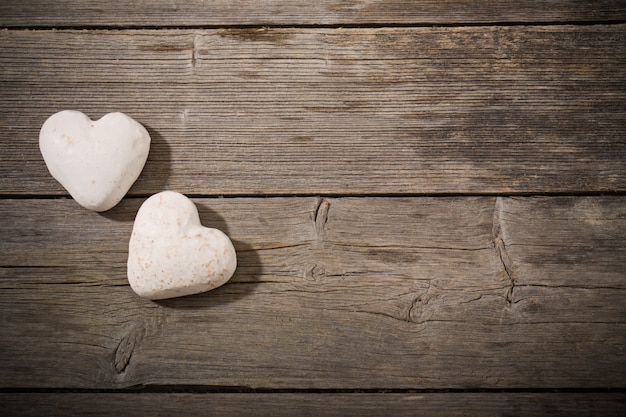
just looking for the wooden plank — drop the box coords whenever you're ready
[1,0,626,27]
[1,26,625,196]
[1,393,626,417]
[0,197,624,389]
[500,196,626,288]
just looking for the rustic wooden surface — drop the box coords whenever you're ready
[1,1,625,415]
[1,26,625,195]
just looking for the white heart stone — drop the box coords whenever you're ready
[127,191,237,300]
[39,110,151,211]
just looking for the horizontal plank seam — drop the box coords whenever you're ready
[2,20,626,31]
[2,191,626,200]
[1,387,625,394]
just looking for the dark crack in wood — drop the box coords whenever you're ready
[493,197,515,304]
[114,322,144,374]
[314,197,330,240]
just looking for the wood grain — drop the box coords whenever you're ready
[1,26,624,196]
[2,393,626,417]
[1,197,624,389]
[1,3,625,412]
[1,0,626,27]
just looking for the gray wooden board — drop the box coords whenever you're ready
[1,0,626,26]
[1,6,625,412]
[1,393,626,417]
[1,196,624,389]
[1,26,625,195]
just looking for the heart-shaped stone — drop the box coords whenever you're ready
[128,191,237,300]
[39,110,151,211]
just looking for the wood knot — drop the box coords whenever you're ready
[114,322,144,374]
[304,264,326,281]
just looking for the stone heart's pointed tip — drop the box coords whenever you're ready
[81,201,117,212]
[39,109,151,212]
[134,279,232,301]
[72,193,124,212]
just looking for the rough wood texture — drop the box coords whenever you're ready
[1,1,626,27]
[1,26,625,196]
[2,393,626,417]
[1,1,625,414]
[1,197,624,389]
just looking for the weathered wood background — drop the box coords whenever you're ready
[1,1,625,415]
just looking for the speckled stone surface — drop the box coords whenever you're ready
[127,191,237,300]
[39,110,151,211]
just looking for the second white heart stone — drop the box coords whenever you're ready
[39,110,151,211]
[128,191,237,300]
